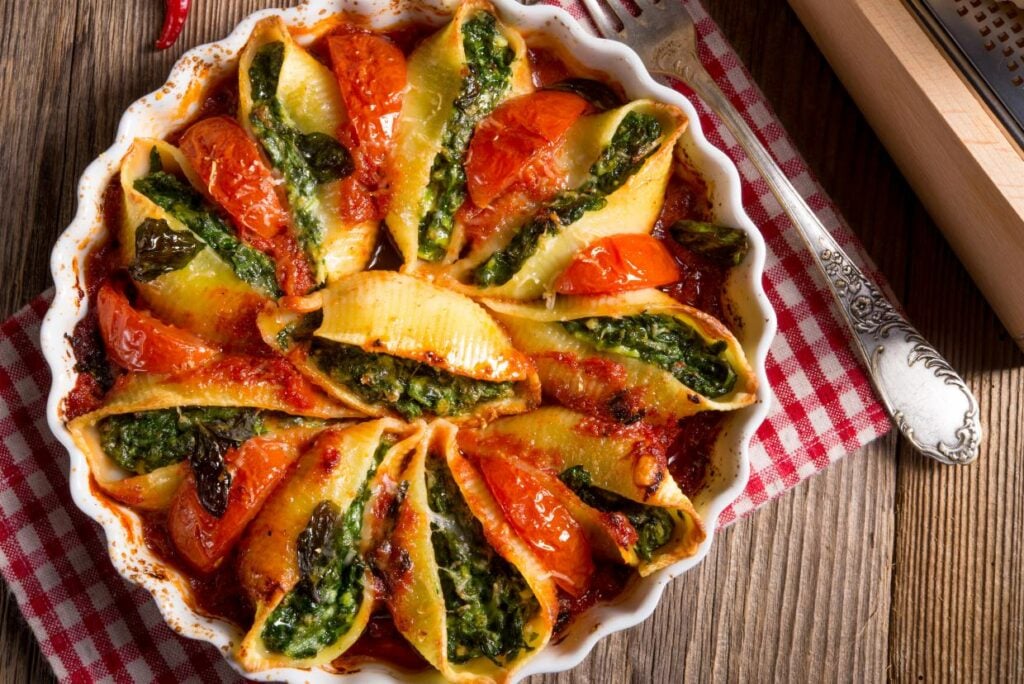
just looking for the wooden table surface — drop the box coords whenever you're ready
[1,0,1021,681]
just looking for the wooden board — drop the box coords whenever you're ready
[789,0,1024,351]
[0,0,1021,682]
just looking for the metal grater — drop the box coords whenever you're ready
[906,0,1024,148]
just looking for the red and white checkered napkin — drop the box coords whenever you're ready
[0,2,891,680]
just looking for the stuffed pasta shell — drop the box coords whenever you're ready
[239,16,378,286]
[257,271,540,422]
[464,407,707,575]
[119,139,278,348]
[237,419,422,671]
[67,354,353,511]
[387,0,532,267]
[485,288,757,425]
[444,100,687,300]
[370,421,558,682]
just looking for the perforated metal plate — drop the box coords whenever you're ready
[907,0,1024,148]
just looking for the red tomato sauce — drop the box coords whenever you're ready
[553,562,633,637]
[139,512,255,628]
[668,412,724,498]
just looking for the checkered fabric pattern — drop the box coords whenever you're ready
[0,1,891,680]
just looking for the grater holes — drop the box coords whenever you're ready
[963,0,1024,82]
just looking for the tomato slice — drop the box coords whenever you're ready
[96,281,218,373]
[464,90,588,208]
[328,32,407,220]
[179,116,289,240]
[477,455,594,596]
[555,234,681,295]
[168,434,299,573]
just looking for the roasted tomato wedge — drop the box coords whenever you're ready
[168,434,299,573]
[96,281,218,373]
[328,32,407,221]
[464,90,588,208]
[555,234,681,295]
[179,116,289,240]
[477,455,594,597]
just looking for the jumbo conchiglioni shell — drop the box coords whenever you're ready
[238,16,377,284]
[236,418,422,671]
[66,355,356,510]
[119,139,269,347]
[443,100,687,300]
[484,288,757,424]
[387,0,532,268]
[257,272,540,422]
[373,421,557,683]
[471,406,706,575]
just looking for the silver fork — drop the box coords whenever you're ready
[578,0,981,465]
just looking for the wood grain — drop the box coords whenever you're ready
[0,0,1019,682]
[789,0,1024,350]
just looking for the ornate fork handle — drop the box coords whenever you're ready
[668,58,981,465]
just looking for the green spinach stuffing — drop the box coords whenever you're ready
[417,11,515,262]
[559,466,676,562]
[561,313,737,398]
[426,454,538,664]
[308,338,515,420]
[474,110,663,286]
[97,407,266,476]
[261,438,392,658]
[247,41,353,284]
[133,168,281,296]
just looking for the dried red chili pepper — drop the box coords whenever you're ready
[154,0,192,50]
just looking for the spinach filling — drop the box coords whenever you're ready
[247,41,354,283]
[307,337,515,420]
[474,110,663,286]
[133,167,281,297]
[561,313,737,398]
[426,454,538,664]
[261,438,393,659]
[417,11,515,262]
[559,466,676,562]
[98,407,266,516]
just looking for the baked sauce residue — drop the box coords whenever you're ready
[139,512,255,628]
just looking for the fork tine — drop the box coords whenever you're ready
[598,0,639,32]
[580,0,620,38]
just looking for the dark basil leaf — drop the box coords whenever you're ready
[297,132,353,184]
[127,217,203,282]
[249,41,285,102]
[296,501,341,602]
[545,78,623,112]
[189,427,233,518]
[670,220,749,267]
